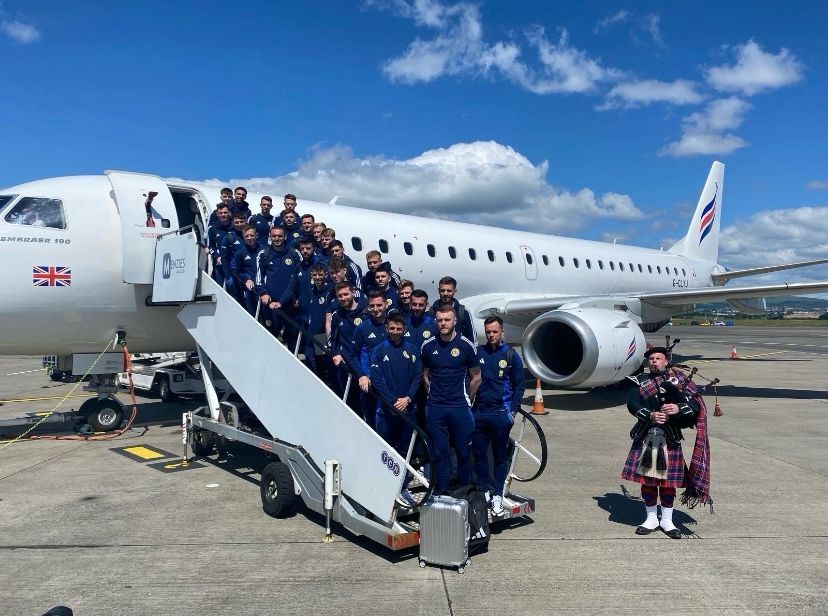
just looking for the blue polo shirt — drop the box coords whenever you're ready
[421,333,478,408]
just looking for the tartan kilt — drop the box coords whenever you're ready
[622,440,687,488]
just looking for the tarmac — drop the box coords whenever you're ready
[0,325,826,615]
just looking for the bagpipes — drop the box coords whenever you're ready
[637,335,721,479]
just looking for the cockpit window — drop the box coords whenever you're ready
[0,195,15,211]
[4,197,67,229]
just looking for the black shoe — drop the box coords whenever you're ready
[663,527,682,539]
[635,525,657,535]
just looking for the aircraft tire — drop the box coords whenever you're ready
[191,429,215,457]
[87,398,124,432]
[260,461,295,518]
[49,370,65,383]
[158,377,176,403]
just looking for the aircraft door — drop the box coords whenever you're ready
[107,171,180,284]
[520,245,538,280]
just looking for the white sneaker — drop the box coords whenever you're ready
[491,495,504,516]
[396,488,418,509]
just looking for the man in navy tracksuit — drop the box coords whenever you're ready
[229,186,252,220]
[328,281,367,413]
[327,240,363,294]
[228,225,260,315]
[295,263,332,381]
[353,291,390,428]
[294,237,321,299]
[207,187,233,226]
[274,193,300,227]
[373,265,398,312]
[431,276,476,343]
[205,204,233,286]
[393,280,413,319]
[370,312,422,507]
[255,226,299,341]
[248,196,275,250]
[472,315,524,516]
[421,304,481,494]
[402,289,436,435]
[278,209,303,250]
[222,213,247,302]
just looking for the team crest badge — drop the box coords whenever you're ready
[353,317,362,326]
[450,348,460,357]
[386,298,392,306]
[318,297,325,304]
[284,258,293,265]
[499,359,508,368]
[423,330,431,338]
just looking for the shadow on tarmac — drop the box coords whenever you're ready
[714,384,828,399]
[594,490,697,534]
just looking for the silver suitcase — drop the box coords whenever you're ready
[418,495,471,573]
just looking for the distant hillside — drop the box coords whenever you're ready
[689,296,828,313]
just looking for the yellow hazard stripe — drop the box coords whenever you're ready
[0,394,87,403]
[122,446,166,460]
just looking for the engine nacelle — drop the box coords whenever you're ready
[522,308,646,388]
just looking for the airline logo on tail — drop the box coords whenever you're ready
[625,337,637,362]
[699,182,718,244]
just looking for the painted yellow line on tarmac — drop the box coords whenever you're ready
[685,350,788,364]
[122,445,167,460]
[0,394,88,403]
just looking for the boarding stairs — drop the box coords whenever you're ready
[149,229,544,550]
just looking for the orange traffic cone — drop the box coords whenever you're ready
[730,345,738,360]
[531,379,549,415]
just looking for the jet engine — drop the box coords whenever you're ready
[521,308,646,388]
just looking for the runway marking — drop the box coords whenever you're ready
[110,444,177,463]
[148,459,204,473]
[738,351,788,359]
[3,368,47,376]
[0,394,87,404]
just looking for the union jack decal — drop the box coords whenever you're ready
[699,182,718,244]
[32,265,72,287]
[625,337,637,362]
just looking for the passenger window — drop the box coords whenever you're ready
[4,197,66,229]
[403,241,413,256]
[619,262,625,272]
[598,260,604,270]
[427,244,436,257]
[629,263,634,271]
[638,264,643,272]
[648,265,653,273]
[573,258,579,268]
[586,259,592,269]
[542,255,548,266]
[487,250,495,262]
[379,239,389,253]
[610,262,615,271]
[351,237,363,252]
[682,268,686,276]
[674,267,679,275]
[657,266,662,274]
[448,246,457,259]
[506,252,513,263]
[558,256,565,267]
[468,248,477,260]
[525,252,533,265]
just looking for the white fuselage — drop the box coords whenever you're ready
[0,175,713,355]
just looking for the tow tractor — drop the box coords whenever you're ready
[116,352,230,402]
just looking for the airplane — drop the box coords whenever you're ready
[1,161,827,395]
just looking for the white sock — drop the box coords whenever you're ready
[660,507,677,532]
[640,505,659,530]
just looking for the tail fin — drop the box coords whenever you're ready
[668,161,724,263]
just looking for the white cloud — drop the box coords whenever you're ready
[200,141,643,234]
[718,206,828,283]
[641,15,664,48]
[592,10,629,34]
[806,180,828,191]
[0,19,40,43]
[379,1,620,94]
[600,79,702,109]
[705,40,803,96]
[661,97,751,157]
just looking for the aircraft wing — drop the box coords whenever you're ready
[711,258,828,284]
[486,280,828,317]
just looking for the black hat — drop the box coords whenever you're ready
[644,346,669,359]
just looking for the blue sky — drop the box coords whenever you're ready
[1,1,827,280]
